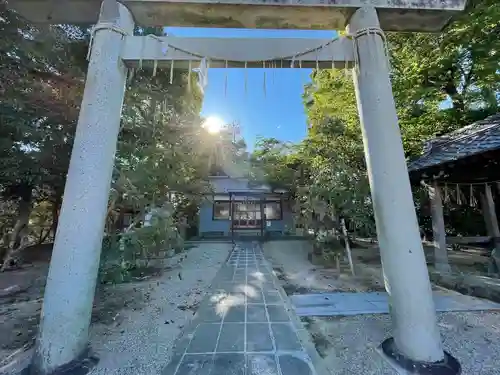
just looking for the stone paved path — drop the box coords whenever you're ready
[162,242,319,375]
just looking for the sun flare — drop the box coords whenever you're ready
[203,116,224,134]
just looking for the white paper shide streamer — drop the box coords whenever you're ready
[197,57,209,94]
[141,35,341,96]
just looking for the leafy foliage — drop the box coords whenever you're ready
[249,138,299,190]
[390,0,500,158]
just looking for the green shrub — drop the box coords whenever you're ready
[99,215,183,284]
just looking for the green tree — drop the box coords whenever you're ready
[301,69,374,234]
[0,5,88,266]
[389,0,500,158]
[249,137,299,190]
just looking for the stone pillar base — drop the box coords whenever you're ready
[379,338,460,375]
[21,349,98,375]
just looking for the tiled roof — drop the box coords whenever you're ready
[408,113,500,172]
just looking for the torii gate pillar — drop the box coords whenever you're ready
[348,6,459,373]
[29,1,134,374]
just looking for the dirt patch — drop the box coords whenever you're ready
[0,270,150,355]
[0,263,48,354]
[273,267,320,295]
[264,241,384,296]
[353,244,500,302]
[429,271,500,303]
[0,261,169,357]
[282,284,312,295]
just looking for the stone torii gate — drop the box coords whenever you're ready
[7,0,466,374]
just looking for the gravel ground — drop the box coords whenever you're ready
[89,241,231,375]
[304,311,500,375]
[264,240,500,375]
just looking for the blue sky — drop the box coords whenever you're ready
[166,27,336,149]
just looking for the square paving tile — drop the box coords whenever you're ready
[246,323,274,352]
[196,304,225,323]
[212,353,245,375]
[233,276,247,284]
[225,305,246,323]
[271,323,302,351]
[216,289,246,300]
[217,323,245,352]
[246,289,264,303]
[186,324,221,353]
[250,281,276,290]
[212,285,238,294]
[263,291,282,304]
[247,354,279,375]
[247,304,268,322]
[267,305,290,322]
[248,272,270,282]
[234,284,259,297]
[176,354,213,375]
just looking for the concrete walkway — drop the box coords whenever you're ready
[162,242,320,375]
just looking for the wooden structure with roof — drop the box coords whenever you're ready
[408,113,500,273]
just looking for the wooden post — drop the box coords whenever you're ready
[229,192,234,240]
[429,181,451,272]
[340,218,355,276]
[482,184,500,238]
[260,195,265,237]
[482,184,500,274]
[481,193,495,237]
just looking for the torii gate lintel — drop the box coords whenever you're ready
[121,35,355,69]
[9,0,465,32]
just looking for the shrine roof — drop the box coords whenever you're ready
[408,113,500,173]
[8,0,466,32]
